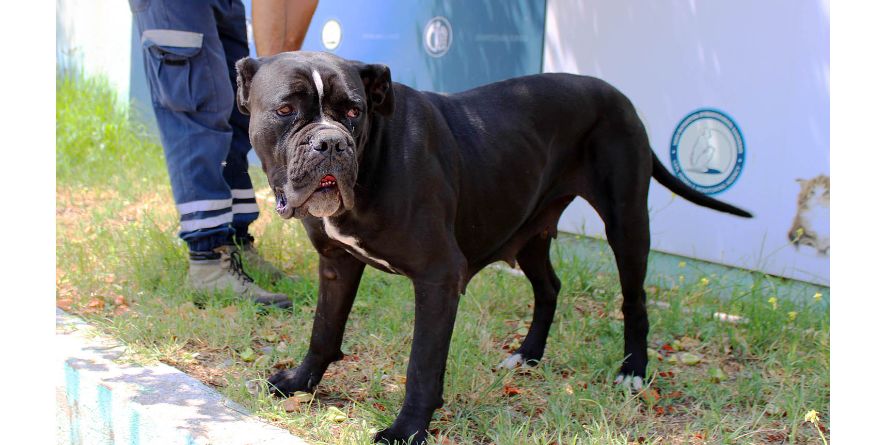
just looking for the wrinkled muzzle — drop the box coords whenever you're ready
[274,125,358,219]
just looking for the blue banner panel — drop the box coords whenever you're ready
[247,0,546,93]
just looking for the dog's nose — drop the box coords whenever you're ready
[311,129,348,153]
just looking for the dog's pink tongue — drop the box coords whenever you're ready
[321,175,336,182]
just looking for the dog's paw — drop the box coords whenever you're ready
[614,373,644,392]
[497,353,525,370]
[497,352,542,370]
[373,427,427,444]
[267,367,314,396]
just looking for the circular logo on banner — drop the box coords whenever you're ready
[670,109,745,195]
[424,16,452,57]
[321,19,342,50]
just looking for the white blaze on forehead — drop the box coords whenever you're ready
[312,68,334,126]
[312,69,324,112]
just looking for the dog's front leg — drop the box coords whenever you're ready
[268,248,365,395]
[374,273,462,444]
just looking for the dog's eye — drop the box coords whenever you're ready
[346,107,361,119]
[275,105,294,116]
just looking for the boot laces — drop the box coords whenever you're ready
[227,249,255,284]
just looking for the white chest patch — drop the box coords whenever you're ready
[322,218,396,272]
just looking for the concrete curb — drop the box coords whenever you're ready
[56,309,308,445]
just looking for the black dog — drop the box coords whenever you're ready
[235,51,751,444]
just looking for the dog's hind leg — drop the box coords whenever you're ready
[498,234,561,369]
[606,206,651,391]
[580,107,654,390]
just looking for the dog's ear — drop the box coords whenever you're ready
[357,63,394,116]
[235,57,260,115]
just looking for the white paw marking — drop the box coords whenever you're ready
[323,218,396,272]
[497,353,524,370]
[615,374,644,391]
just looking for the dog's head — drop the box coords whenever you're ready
[235,51,394,219]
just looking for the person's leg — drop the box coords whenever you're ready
[129,0,290,307]
[216,0,260,243]
[215,0,292,281]
[131,0,235,252]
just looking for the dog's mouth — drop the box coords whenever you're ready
[276,174,347,219]
[317,175,338,191]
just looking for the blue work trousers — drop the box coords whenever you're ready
[129,0,259,252]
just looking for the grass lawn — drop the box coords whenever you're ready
[56,74,830,444]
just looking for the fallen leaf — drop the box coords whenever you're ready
[292,391,313,403]
[679,352,702,365]
[82,297,106,314]
[647,348,663,361]
[113,295,127,306]
[707,367,727,383]
[240,347,256,362]
[639,388,660,405]
[516,326,529,336]
[503,384,522,396]
[765,432,787,442]
[661,343,675,353]
[113,304,130,316]
[273,357,296,369]
[220,305,239,317]
[663,390,683,399]
[324,406,347,422]
[57,298,74,311]
[281,396,302,413]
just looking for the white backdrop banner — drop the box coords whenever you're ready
[545,0,830,285]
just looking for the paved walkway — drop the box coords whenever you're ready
[56,309,308,445]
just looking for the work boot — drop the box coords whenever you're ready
[188,245,292,309]
[234,234,292,283]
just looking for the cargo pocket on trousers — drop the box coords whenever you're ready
[141,29,217,113]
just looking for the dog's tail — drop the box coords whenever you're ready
[651,152,752,218]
